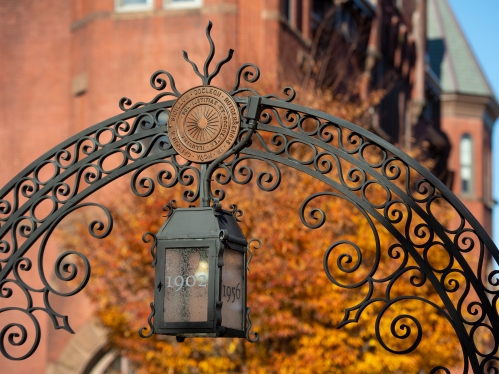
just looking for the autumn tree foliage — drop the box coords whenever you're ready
[56,63,467,371]
[58,10,464,371]
[61,157,463,373]
[57,51,466,371]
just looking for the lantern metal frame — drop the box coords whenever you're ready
[143,204,249,340]
[0,20,498,373]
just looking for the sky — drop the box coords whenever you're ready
[447,0,499,244]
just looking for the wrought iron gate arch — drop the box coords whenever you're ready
[220,97,498,373]
[1,22,499,373]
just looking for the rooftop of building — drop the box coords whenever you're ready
[427,0,495,100]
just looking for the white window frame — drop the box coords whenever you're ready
[460,134,473,196]
[164,0,202,10]
[89,350,133,374]
[115,0,154,13]
[483,141,492,204]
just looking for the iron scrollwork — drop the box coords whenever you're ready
[245,308,259,343]
[0,95,174,360]
[244,238,261,343]
[246,238,261,274]
[0,20,498,373]
[226,99,499,372]
[142,232,158,268]
[0,202,112,360]
[138,302,155,338]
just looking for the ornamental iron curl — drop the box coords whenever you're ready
[0,21,498,373]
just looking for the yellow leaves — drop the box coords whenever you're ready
[227,340,239,354]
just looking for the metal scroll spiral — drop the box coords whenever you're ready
[0,203,113,360]
[0,112,169,274]
[270,109,497,373]
[142,232,158,268]
[228,63,296,102]
[209,134,283,203]
[0,109,170,234]
[139,302,155,338]
[245,308,259,343]
[0,101,172,360]
[163,199,177,218]
[116,19,298,206]
[229,204,243,222]
[300,193,456,368]
[201,101,499,371]
[244,238,261,342]
[130,156,201,203]
[119,71,180,112]
[138,232,158,339]
[246,238,261,274]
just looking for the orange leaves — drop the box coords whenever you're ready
[59,162,462,372]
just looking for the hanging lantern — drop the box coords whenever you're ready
[144,202,256,342]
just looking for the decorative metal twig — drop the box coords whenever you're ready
[183,21,234,85]
[119,70,181,112]
[247,238,261,273]
[138,302,155,338]
[245,307,259,342]
[229,204,243,222]
[142,232,157,268]
[162,199,177,218]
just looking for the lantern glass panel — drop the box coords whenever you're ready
[221,248,244,330]
[163,247,210,323]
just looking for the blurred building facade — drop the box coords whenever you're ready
[0,0,497,373]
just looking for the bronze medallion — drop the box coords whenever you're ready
[168,86,240,163]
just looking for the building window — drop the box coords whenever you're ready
[484,142,492,204]
[460,134,473,195]
[283,0,292,22]
[296,0,303,31]
[115,0,153,12]
[88,351,134,374]
[164,0,202,9]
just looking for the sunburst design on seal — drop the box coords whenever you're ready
[186,105,220,142]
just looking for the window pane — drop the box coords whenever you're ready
[121,0,148,4]
[163,247,209,323]
[461,166,471,180]
[460,136,472,166]
[221,249,244,330]
[462,179,469,194]
[165,0,202,8]
[460,135,472,194]
[283,0,291,21]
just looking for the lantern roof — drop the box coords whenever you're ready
[157,207,247,249]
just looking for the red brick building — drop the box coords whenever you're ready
[427,0,498,235]
[0,0,497,372]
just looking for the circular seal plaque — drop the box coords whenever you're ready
[168,86,240,163]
